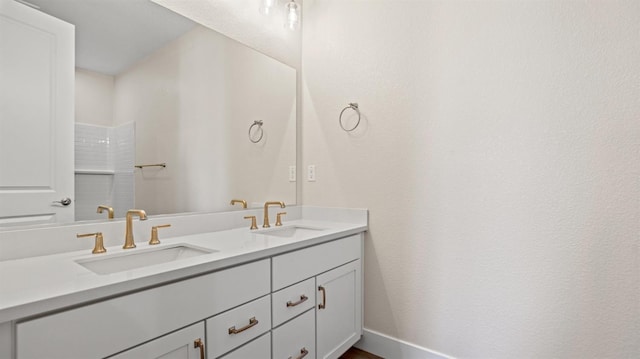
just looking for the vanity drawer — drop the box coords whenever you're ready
[109,322,205,359]
[272,277,315,327]
[219,333,271,359]
[206,294,271,358]
[272,309,315,359]
[272,234,361,290]
[15,259,270,359]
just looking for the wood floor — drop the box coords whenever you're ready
[340,347,383,359]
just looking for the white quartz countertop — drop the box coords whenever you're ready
[0,219,367,323]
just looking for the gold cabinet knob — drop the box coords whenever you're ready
[275,212,287,226]
[244,215,258,230]
[149,224,171,245]
[77,232,107,254]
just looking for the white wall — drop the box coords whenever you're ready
[302,0,639,358]
[75,68,114,126]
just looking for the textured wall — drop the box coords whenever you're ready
[302,0,639,357]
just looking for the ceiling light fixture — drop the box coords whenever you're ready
[284,0,300,31]
[258,0,276,15]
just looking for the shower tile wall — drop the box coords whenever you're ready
[112,123,135,219]
[75,123,135,221]
[75,124,110,170]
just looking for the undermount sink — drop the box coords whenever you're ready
[260,225,326,238]
[75,244,217,275]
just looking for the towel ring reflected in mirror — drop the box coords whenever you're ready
[248,120,264,143]
[339,103,360,132]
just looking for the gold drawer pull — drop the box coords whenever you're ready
[193,338,205,359]
[228,317,259,335]
[318,286,326,309]
[286,294,308,307]
[289,347,309,359]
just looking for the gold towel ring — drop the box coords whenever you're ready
[339,103,360,132]
[248,120,264,143]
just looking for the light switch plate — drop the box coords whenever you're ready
[288,165,296,182]
[307,165,316,182]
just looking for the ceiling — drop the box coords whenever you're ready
[23,0,197,75]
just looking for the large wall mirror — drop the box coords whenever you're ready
[2,0,296,225]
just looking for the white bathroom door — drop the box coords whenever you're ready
[0,0,75,225]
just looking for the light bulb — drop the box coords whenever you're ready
[259,0,276,15]
[285,0,300,30]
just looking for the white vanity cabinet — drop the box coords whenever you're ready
[109,322,205,359]
[10,232,364,359]
[272,234,363,359]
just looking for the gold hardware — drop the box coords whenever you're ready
[263,201,285,228]
[77,232,107,254]
[193,338,205,359]
[275,212,287,226]
[318,286,326,309]
[124,209,147,249]
[134,163,166,169]
[244,216,258,230]
[96,205,114,219]
[289,347,309,359]
[286,294,308,307]
[149,224,171,245]
[230,199,247,208]
[228,317,258,335]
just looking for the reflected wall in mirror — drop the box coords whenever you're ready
[5,0,296,224]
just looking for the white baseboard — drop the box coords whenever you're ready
[354,328,454,359]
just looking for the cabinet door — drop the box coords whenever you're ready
[109,322,205,359]
[316,260,362,359]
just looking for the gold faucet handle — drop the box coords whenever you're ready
[77,232,107,254]
[244,216,258,230]
[275,212,287,226]
[149,224,171,245]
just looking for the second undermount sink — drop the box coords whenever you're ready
[75,244,217,275]
[260,225,326,238]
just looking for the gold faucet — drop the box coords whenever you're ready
[124,209,147,249]
[97,205,114,219]
[263,201,285,228]
[230,199,247,208]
